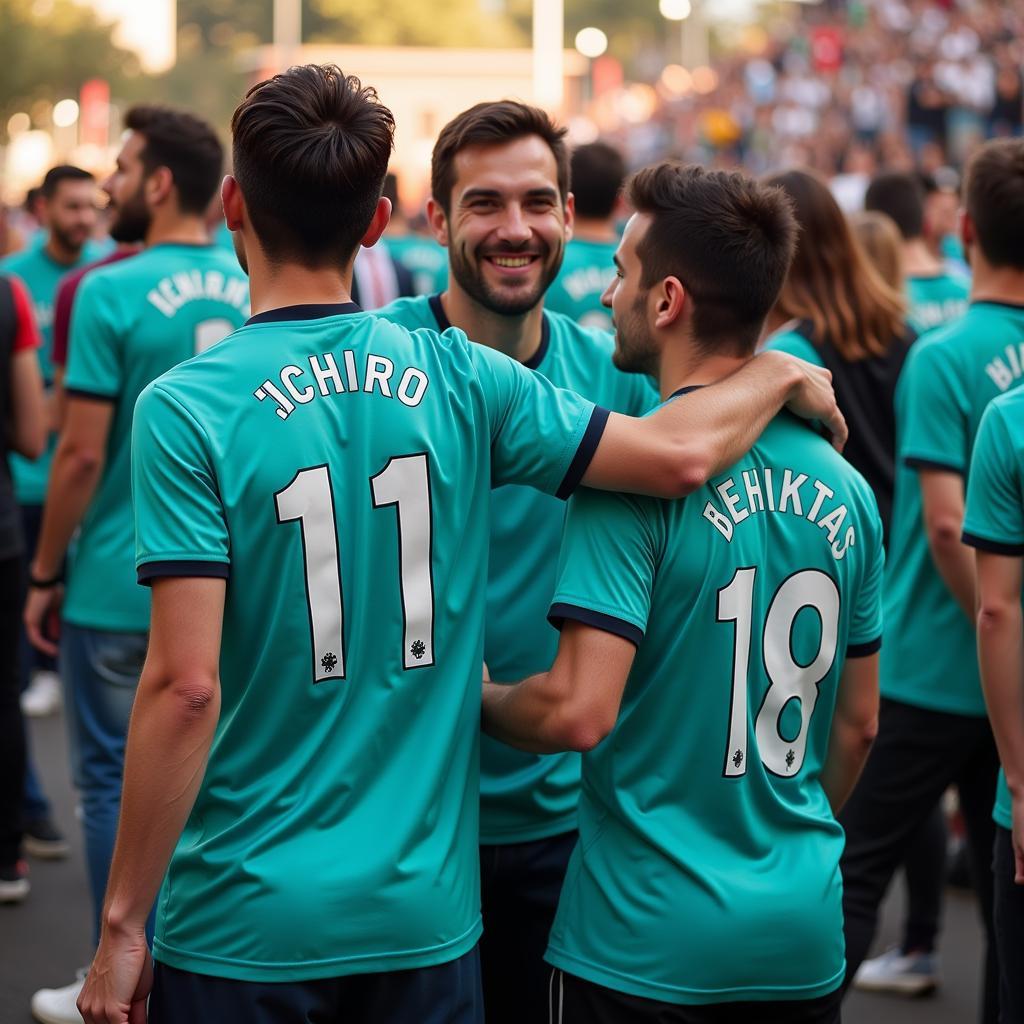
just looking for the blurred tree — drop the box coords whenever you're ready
[0,0,139,135]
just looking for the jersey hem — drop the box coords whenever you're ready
[138,559,231,585]
[60,611,150,634]
[153,917,482,983]
[479,815,579,846]
[961,531,1024,556]
[548,602,644,647]
[545,947,845,1006]
[847,635,882,658]
[64,387,117,403]
[556,407,610,499]
[904,455,964,475]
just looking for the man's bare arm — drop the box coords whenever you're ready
[583,351,845,499]
[920,468,975,620]
[976,550,1024,883]
[8,348,46,459]
[78,576,225,1024]
[482,621,636,754]
[822,654,879,814]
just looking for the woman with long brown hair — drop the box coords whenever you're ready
[762,168,916,539]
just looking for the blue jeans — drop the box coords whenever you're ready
[60,623,148,944]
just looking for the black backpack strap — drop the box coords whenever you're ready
[0,274,15,363]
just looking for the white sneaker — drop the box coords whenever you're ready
[853,947,939,996]
[21,671,62,718]
[30,969,88,1024]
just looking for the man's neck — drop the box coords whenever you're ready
[44,236,82,266]
[144,212,211,250]
[440,284,544,364]
[658,342,750,402]
[970,263,1024,308]
[902,238,942,277]
[247,261,353,318]
[571,218,618,244]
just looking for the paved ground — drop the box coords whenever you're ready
[0,711,987,1023]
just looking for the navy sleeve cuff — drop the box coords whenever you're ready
[904,456,964,476]
[847,635,882,658]
[138,560,230,586]
[548,602,644,647]
[65,387,117,403]
[962,531,1024,556]
[556,406,611,500]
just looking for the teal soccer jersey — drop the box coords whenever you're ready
[1,240,103,502]
[131,303,608,981]
[63,243,248,632]
[884,302,1024,716]
[963,390,1024,829]
[384,235,448,295]
[763,327,823,367]
[378,293,656,842]
[907,272,970,334]
[545,238,618,331]
[544,398,884,1004]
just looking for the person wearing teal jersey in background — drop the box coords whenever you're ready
[545,141,625,331]
[864,171,969,334]
[483,163,882,1023]
[963,390,1024,1022]
[74,66,844,1024]
[379,111,651,1023]
[381,173,448,295]
[23,105,247,1024]
[838,139,1024,1024]
[0,166,101,508]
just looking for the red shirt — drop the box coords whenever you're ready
[10,275,41,354]
[51,247,138,368]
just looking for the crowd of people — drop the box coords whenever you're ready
[0,36,1022,1024]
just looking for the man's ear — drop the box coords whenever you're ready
[360,196,392,248]
[564,192,576,244]
[426,196,450,248]
[146,166,174,208]
[221,176,244,231]
[959,208,974,254]
[654,276,687,330]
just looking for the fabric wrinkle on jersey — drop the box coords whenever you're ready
[544,398,884,1005]
[884,301,1024,717]
[131,303,609,982]
[376,293,656,845]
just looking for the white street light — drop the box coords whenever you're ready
[575,26,608,59]
[53,99,80,128]
[660,0,692,19]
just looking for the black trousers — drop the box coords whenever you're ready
[149,947,483,1024]
[993,827,1024,1024]
[901,800,948,953]
[479,830,578,1024]
[549,970,842,1024]
[840,697,999,1023]
[0,553,26,865]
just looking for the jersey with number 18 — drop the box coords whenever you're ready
[62,242,249,633]
[545,397,884,1004]
[131,302,608,982]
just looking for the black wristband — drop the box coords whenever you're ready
[29,570,64,588]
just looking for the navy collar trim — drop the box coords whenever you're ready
[427,293,551,369]
[667,384,705,400]
[246,302,362,326]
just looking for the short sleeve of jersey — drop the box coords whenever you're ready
[963,403,1024,555]
[64,274,121,400]
[471,340,608,498]
[133,383,230,583]
[899,339,966,474]
[547,487,660,646]
[9,276,40,354]
[848,507,885,656]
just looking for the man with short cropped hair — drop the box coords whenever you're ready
[76,66,844,1024]
[865,171,968,333]
[483,163,884,1023]
[545,140,626,330]
[24,107,248,1024]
